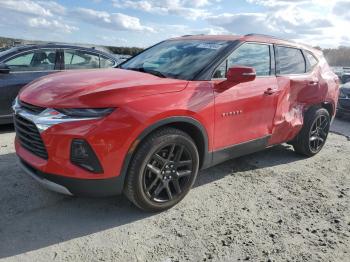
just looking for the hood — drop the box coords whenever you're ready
[19,68,188,108]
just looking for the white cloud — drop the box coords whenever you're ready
[28,17,77,33]
[333,0,350,19]
[205,0,350,47]
[111,0,216,20]
[0,0,349,48]
[74,8,155,32]
[0,0,53,16]
[246,0,334,8]
[0,0,77,35]
[207,12,275,35]
[37,1,66,15]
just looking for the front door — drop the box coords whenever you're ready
[213,43,279,151]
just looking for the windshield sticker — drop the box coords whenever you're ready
[196,43,223,50]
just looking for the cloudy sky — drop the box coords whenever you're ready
[0,0,349,48]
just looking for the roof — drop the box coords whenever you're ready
[171,34,321,55]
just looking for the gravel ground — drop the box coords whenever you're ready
[0,117,349,262]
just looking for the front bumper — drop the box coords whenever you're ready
[19,159,124,196]
[14,106,141,197]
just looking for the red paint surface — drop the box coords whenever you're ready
[16,35,339,180]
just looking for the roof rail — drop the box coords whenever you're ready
[181,34,205,37]
[244,33,293,43]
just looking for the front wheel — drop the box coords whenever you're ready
[293,107,330,157]
[124,128,199,212]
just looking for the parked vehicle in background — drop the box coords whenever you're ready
[0,44,118,124]
[341,67,350,83]
[14,34,339,211]
[114,54,132,65]
[332,66,343,79]
[337,82,350,118]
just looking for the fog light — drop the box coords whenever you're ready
[70,139,103,173]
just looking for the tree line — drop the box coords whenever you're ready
[105,46,144,56]
[321,47,350,67]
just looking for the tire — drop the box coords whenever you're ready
[124,127,199,212]
[293,107,330,157]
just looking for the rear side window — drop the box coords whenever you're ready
[100,56,115,68]
[276,46,305,75]
[64,50,100,69]
[304,51,318,72]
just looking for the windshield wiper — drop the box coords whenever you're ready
[127,67,167,78]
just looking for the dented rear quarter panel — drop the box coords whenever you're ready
[269,57,339,146]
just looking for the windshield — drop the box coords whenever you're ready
[120,40,231,80]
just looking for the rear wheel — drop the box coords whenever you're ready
[293,107,330,157]
[124,128,199,212]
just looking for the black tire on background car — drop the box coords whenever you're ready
[293,107,330,157]
[124,127,199,212]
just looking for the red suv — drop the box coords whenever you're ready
[14,34,339,211]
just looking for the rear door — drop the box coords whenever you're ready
[269,45,313,145]
[0,48,59,118]
[213,42,279,151]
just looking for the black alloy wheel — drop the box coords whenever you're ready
[143,143,193,202]
[124,128,199,212]
[293,107,330,156]
[308,114,329,153]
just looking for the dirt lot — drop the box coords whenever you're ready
[0,118,349,262]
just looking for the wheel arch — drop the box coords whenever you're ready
[119,117,211,191]
[321,102,334,117]
[304,102,334,118]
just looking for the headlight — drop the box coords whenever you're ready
[55,108,115,118]
[339,89,346,98]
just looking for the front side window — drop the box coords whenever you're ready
[64,50,100,69]
[213,43,271,78]
[276,46,305,75]
[121,40,231,80]
[5,49,57,72]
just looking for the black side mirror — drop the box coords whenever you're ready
[0,63,10,74]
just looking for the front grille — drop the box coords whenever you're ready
[14,114,48,159]
[19,100,45,114]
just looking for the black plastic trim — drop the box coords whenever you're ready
[212,135,271,166]
[70,139,104,174]
[20,159,123,196]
